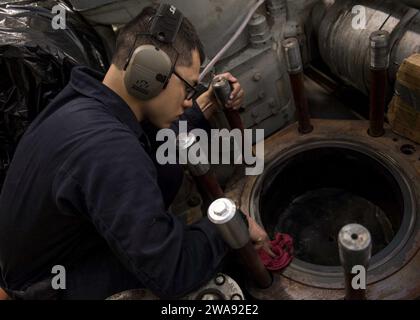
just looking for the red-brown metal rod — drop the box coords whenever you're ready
[236,240,273,289]
[369,69,388,137]
[289,72,313,134]
[369,30,390,138]
[283,38,313,134]
[224,109,245,132]
[195,171,224,200]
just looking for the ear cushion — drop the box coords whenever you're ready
[124,45,173,100]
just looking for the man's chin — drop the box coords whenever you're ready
[156,121,172,129]
[147,118,172,129]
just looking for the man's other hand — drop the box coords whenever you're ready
[247,215,276,258]
[196,72,245,119]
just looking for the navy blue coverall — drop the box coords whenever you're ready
[0,66,228,299]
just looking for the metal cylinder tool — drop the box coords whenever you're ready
[369,30,390,137]
[208,198,272,289]
[212,76,245,132]
[177,131,224,199]
[338,224,372,300]
[282,37,313,134]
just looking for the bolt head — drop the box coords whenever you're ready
[213,201,227,216]
[253,73,262,81]
[215,275,225,285]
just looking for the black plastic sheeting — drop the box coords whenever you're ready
[0,0,108,188]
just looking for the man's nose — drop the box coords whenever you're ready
[182,99,193,109]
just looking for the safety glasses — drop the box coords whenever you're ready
[173,70,202,101]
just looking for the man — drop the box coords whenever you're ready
[0,5,272,299]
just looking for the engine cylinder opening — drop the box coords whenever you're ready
[256,143,414,268]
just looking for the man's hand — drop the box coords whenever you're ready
[196,72,245,119]
[246,215,276,258]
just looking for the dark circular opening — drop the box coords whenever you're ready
[351,233,358,240]
[258,146,405,267]
[400,144,416,155]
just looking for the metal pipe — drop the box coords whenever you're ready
[282,38,313,134]
[212,76,245,132]
[177,132,224,200]
[369,30,390,137]
[338,224,372,300]
[312,0,420,95]
[199,0,266,81]
[208,198,272,289]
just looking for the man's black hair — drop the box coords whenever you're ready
[112,6,205,70]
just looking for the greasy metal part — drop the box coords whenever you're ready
[248,13,272,48]
[370,31,390,70]
[212,77,232,107]
[208,198,250,249]
[283,38,313,134]
[224,119,420,299]
[369,31,390,137]
[212,76,245,132]
[338,224,372,300]
[208,198,272,289]
[283,38,303,74]
[312,0,420,95]
[106,273,244,300]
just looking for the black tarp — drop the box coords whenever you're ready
[0,0,108,188]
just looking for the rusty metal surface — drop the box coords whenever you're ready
[225,119,420,300]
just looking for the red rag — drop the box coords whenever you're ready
[258,233,294,271]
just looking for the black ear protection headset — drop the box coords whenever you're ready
[123,3,203,101]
